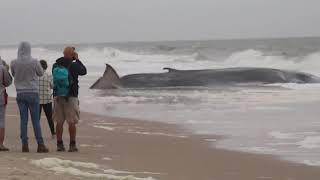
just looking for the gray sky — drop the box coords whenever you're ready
[0,0,319,44]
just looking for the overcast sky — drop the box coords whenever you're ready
[0,0,319,44]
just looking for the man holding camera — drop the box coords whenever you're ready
[52,47,87,152]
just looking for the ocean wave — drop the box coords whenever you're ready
[156,45,176,52]
[269,131,298,140]
[297,136,320,149]
[31,158,157,180]
[71,48,320,77]
[220,49,320,76]
[2,46,320,77]
[77,47,320,80]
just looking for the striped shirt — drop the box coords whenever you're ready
[39,71,53,104]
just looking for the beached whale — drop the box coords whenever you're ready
[90,64,320,89]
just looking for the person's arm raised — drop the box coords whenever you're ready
[73,52,87,76]
[75,59,87,76]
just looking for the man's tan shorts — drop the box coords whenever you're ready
[53,97,80,124]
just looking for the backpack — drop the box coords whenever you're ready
[53,65,71,97]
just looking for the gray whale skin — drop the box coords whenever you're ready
[90,64,320,89]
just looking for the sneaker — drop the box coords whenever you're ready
[68,144,78,152]
[37,144,49,153]
[22,144,29,153]
[57,143,66,152]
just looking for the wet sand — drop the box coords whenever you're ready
[1,98,320,180]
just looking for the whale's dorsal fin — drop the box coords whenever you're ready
[163,67,179,72]
[90,64,122,89]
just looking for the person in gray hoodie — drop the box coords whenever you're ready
[11,42,49,153]
[0,57,12,151]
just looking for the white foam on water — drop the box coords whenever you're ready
[269,83,320,90]
[303,160,320,166]
[127,130,187,138]
[103,169,163,176]
[241,147,278,154]
[267,142,298,146]
[269,131,297,140]
[80,144,104,148]
[92,125,115,131]
[297,136,320,149]
[219,50,320,76]
[102,157,113,161]
[93,122,117,125]
[30,158,157,180]
[2,46,320,76]
[31,158,99,169]
[205,139,218,142]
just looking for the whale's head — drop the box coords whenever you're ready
[292,72,320,83]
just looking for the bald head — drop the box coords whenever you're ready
[63,46,75,60]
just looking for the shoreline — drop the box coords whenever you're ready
[2,98,320,180]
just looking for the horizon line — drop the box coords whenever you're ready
[1,35,320,47]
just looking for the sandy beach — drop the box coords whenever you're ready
[1,0,320,179]
[0,98,319,180]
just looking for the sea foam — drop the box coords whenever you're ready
[30,158,157,180]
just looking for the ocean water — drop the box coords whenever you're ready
[2,37,320,165]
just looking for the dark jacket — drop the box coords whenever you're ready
[52,57,87,97]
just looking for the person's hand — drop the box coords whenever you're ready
[73,52,79,60]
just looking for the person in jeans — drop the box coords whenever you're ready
[0,57,12,151]
[11,42,49,153]
[53,47,87,152]
[39,60,56,138]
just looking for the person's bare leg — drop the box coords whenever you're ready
[56,121,66,151]
[68,123,76,142]
[68,123,78,152]
[0,128,8,151]
[56,122,64,142]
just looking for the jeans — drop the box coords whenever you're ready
[40,103,55,135]
[16,93,44,145]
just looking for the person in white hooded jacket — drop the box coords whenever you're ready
[0,57,12,151]
[11,42,49,153]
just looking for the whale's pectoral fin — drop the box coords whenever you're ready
[90,64,122,89]
[163,67,179,73]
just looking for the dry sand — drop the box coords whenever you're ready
[0,98,320,180]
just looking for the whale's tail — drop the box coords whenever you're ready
[90,64,122,89]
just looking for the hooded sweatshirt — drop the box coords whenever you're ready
[11,42,44,94]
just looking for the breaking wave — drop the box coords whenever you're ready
[1,45,320,75]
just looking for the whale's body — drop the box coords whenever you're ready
[90,64,320,89]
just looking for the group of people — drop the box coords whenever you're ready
[0,42,87,153]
